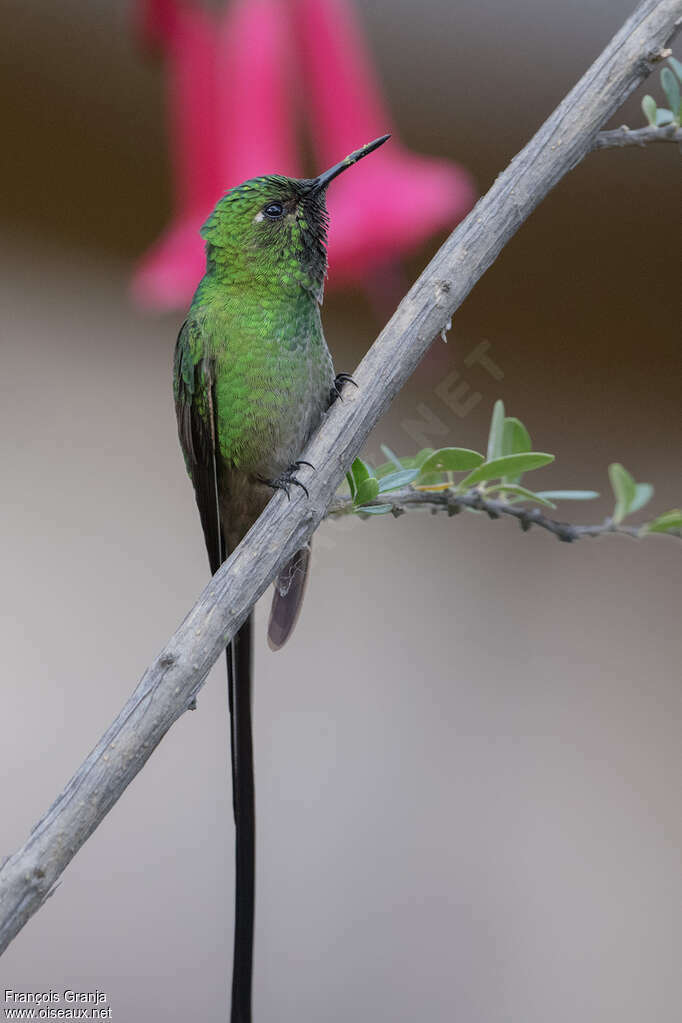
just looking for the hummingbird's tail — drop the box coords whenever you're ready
[226,614,255,1023]
[227,541,310,1018]
[267,544,312,650]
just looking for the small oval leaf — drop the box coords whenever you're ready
[377,468,421,492]
[502,416,531,457]
[487,400,506,462]
[350,457,371,486]
[641,94,657,126]
[655,107,674,126]
[535,490,600,501]
[380,444,403,470]
[356,503,394,515]
[459,453,555,488]
[415,448,436,468]
[661,67,681,119]
[491,484,556,508]
[418,448,484,475]
[629,482,654,515]
[608,463,636,523]
[354,476,380,506]
[642,509,682,534]
[375,461,400,479]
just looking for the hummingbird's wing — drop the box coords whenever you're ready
[173,318,224,575]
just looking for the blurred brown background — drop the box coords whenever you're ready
[1,1,681,1020]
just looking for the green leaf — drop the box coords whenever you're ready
[380,444,402,470]
[668,57,682,82]
[535,490,600,501]
[415,448,435,468]
[347,457,372,500]
[608,462,637,523]
[655,107,674,126]
[374,461,399,479]
[490,484,556,508]
[377,468,421,492]
[396,449,435,470]
[417,474,449,488]
[459,453,555,488]
[661,68,681,120]
[350,458,371,483]
[486,400,506,462]
[501,417,531,457]
[641,94,657,126]
[629,482,654,515]
[356,503,394,515]
[642,509,682,534]
[354,476,380,506]
[501,416,532,484]
[418,448,484,475]
[348,458,378,503]
[353,457,374,487]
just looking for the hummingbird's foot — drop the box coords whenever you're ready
[261,460,314,500]
[329,372,358,405]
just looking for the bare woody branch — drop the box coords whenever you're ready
[594,123,682,147]
[1,0,681,957]
[327,489,681,542]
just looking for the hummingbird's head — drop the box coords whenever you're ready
[200,135,390,299]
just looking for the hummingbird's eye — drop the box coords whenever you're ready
[263,202,284,220]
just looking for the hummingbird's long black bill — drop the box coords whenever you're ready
[309,134,391,194]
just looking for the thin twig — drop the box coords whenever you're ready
[593,123,682,147]
[327,489,681,542]
[1,0,681,956]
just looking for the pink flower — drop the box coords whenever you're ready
[131,0,475,310]
[215,0,301,185]
[293,0,475,285]
[132,0,299,310]
[134,0,177,53]
[132,0,221,309]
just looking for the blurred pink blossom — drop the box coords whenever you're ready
[134,0,177,52]
[132,0,220,308]
[132,0,475,311]
[293,0,476,285]
[215,0,301,184]
[132,0,299,309]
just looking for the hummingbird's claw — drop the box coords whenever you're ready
[329,372,358,405]
[262,460,314,500]
[289,478,309,499]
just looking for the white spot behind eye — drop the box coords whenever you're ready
[254,211,265,223]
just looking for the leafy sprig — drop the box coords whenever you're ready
[641,56,682,127]
[342,400,681,537]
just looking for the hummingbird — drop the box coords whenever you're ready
[173,134,390,1023]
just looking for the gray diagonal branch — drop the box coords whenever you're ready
[1,0,680,956]
[327,489,682,542]
[594,123,682,147]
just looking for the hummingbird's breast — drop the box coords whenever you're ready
[202,288,334,481]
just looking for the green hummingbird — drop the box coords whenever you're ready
[173,135,390,1023]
